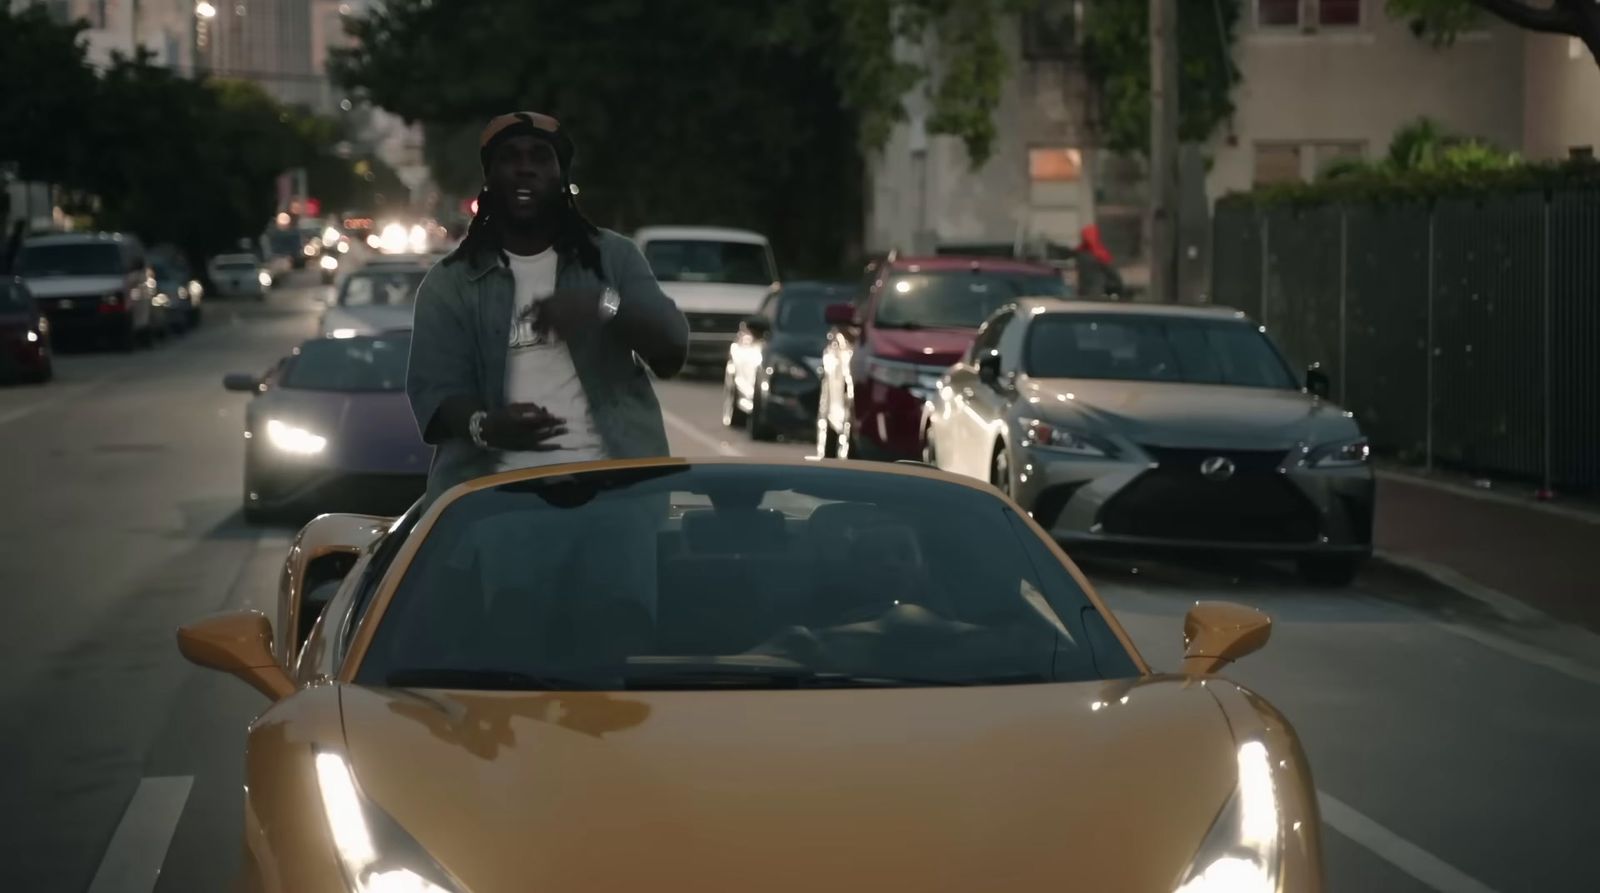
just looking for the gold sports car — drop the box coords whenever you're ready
[178,457,1321,893]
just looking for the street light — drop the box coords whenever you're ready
[195,1,217,18]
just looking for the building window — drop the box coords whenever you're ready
[1022,4,1077,60]
[1257,0,1301,27]
[1253,143,1303,185]
[1319,0,1361,27]
[1030,148,1084,183]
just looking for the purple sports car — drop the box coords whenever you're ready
[224,331,427,522]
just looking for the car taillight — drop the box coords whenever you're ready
[99,292,127,314]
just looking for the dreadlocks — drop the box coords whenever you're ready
[448,182,603,274]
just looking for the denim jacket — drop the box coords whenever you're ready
[406,228,688,505]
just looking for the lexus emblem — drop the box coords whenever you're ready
[1199,456,1236,482]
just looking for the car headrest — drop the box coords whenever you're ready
[681,508,788,554]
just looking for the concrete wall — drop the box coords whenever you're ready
[1522,33,1600,161]
[1208,0,1525,200]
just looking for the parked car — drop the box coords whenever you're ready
[209,253,272,299]
[923,299,1374,585]
[318,265,428,337]
[175,458,1322,893]
[15,232,158,350]
[223,331,429,522]
[722,281,851,441]
[816,254,1069,461]
[0,277,52,384]
[633,226,779,370]
[151,256,203,331]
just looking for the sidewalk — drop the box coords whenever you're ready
[1373,470,1600,632]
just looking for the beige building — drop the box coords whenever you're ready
[201,0,316,109]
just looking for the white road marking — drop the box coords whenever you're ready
[0,404,42,426]
[1318,791,1501,893]
[86,775,194,893]
[0,371,126,428]
[660,408,745,457]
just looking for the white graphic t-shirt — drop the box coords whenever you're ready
[498,248,605,471]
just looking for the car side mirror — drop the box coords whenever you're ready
[824,302,857,328]
[223,372,260,392]
[279,513,392,661]
[741,315,771,338]
[1305,363,1331,399]
[176,611,295,701]
[978,351,1003,384]
[1181,601,1272,675]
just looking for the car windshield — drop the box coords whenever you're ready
[1025,314,1299,389]
[875,270,1067,329]
[356,464,1132,690]
[775,286,848,334]
[17,243,122,278]
[279,334,411,391]
[644,239,774,285]
[339,271,426,307]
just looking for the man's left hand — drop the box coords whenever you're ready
[537,287,605,340]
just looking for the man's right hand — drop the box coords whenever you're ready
[482,403,569,451]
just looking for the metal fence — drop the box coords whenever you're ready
[1212,192,1600,492]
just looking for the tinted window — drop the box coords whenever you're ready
[356,464,1108,690]
[280,334,411,392]
[339,271,426,307]
[17,243,123,278]
[0,281,29,312]
[644,240,774,286]
[876,271,1067,329]
[775,286,846,334]
[1025,314,1299,389]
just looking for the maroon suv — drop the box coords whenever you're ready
[817,255,1068,460]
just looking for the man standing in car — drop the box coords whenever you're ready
[407,111,687,500]
[407,112,687,621]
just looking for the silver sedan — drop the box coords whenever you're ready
[922,299,1375,586]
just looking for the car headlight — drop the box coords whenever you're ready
[1019,418,1116,458]
[265,418,327,455]
[865,358,920,388]
[316,753,463,893]
[1308,436,1369,468]
[1174,740,1282,893]
[258,271,273,287]
[321,254,340,270]
[769,354,813,381]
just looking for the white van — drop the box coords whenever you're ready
[632,226,779,367]
[16,232,158,350]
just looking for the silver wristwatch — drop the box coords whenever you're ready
[597,286,620,323]
[468,410,489,449]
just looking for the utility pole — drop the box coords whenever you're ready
[1148,0,1180,303]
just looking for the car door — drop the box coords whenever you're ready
[948,309,1015,477]
[965,309,1025,472]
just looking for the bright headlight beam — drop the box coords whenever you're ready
[266,419,327,454]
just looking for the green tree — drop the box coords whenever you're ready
[1080,0,1242,155]
[0,5,101,186]
[1388,0,1600,67]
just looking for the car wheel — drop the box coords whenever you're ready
[721,367,747,428]
[990,443,1012,495]
[1297,555,1363,587]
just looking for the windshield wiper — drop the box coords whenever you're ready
[383,667,602,691]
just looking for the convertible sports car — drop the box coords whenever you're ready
[224,331,428,522]
[178,458,1321,893]
[923,300,1375,585]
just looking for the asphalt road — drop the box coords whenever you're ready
[1,276,1597,893]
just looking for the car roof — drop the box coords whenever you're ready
[887,255,1060,275]
[633,226,769,245]
[1014,298,1257,322]
[22,232,130,247]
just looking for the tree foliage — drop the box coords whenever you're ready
[1387,0,1600,66]
[1081,0,1242,155]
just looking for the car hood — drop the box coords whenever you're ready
[1022,377,1359,450]
[868,326,976,365]
[322,305,415,335]
[659,281,771,313]
[23,275,124,298]
[254,389,428,473]
[339,677,1237,892]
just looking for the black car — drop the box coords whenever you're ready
[0,277,52,384]
[722,281,851,441]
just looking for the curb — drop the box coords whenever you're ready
[1371,550,1551,625]
[1375,469,1600,526]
